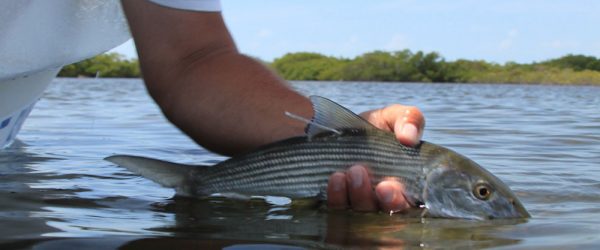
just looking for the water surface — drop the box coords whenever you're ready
[1,79,599,249]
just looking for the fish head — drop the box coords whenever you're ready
[421,146,530,220]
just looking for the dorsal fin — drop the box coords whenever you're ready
[305,96,378,137]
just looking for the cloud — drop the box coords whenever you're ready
[295,35,361,58]
[542,40,579,49]
[499,29,518,50]
[256,28,272,38]
[385,34,410,51]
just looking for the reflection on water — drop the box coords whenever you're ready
[141,197,526,249]
[0,141,63,240]
[0,79,599,249]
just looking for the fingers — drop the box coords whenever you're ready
[327,172,348,210]
[392,105,425,147]
[361,105,425,147]
[375,179,410,212]
[346,165,378,212]
[327,165,410,213]
[327,104,421,213]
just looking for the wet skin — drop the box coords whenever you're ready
[327,105,425,212]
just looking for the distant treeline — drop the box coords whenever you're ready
[272,51,600,85]
[58,53,140,78]
[59,51,600,84]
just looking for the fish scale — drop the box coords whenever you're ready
[105,96,530,219]
[196,129,427,200]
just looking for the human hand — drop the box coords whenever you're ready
[327,104,425,212]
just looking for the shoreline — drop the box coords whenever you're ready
[54,77,600,86]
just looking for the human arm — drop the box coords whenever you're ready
[121,0,312,156]
[121,0,425,212]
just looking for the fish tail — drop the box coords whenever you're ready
[105,155,206,196]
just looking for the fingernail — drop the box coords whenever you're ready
[400,123,418,144]
[349,167,364,189]
[331,177,344,192]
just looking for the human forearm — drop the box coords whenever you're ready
[122,0,311,155]
[150,50,312,156]
[122,0,426,213]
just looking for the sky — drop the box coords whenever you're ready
[109,0,600,64]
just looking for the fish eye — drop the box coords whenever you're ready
[473,183,492,200]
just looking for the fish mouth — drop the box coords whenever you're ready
[512,198,531,218]
[488,199,531,219]
[402,192,419,207]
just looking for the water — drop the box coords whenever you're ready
[1,79,599,249]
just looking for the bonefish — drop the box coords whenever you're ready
[106,96,529,220]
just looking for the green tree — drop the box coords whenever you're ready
[58,53,141,78]
[542,54,600,71]
[271,52,345,80]
[267,50,600,85]
[339,51,398,81]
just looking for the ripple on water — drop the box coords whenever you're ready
[0,80,598,248]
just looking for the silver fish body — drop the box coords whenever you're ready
[106,96,530,220]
